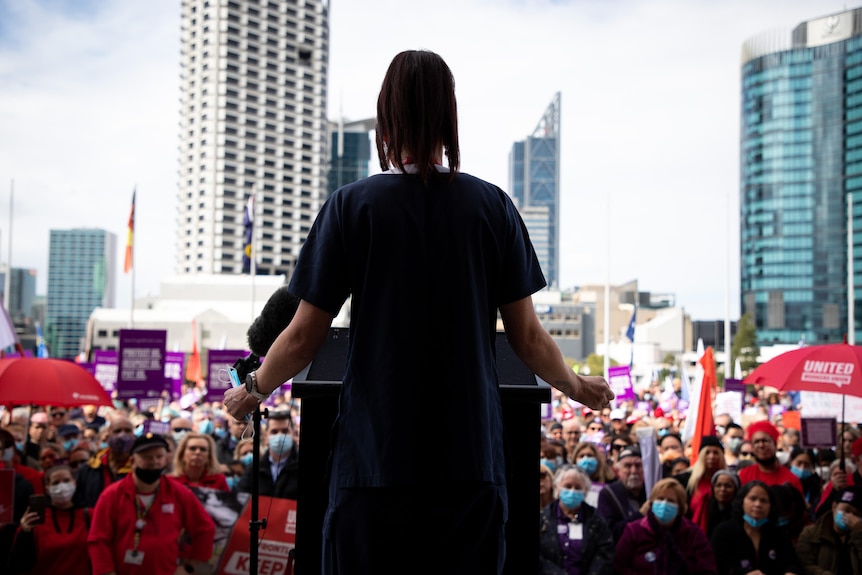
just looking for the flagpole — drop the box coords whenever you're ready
[849,192,855,346]
[4,179,13,313]
[251,186,257,323]
[603,190,610,382]
[724,181,732,378]
[130,186,136,328]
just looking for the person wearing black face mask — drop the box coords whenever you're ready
[88,433,215,575]
[73,414,136,508]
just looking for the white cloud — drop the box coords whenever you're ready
[0,0,848,319]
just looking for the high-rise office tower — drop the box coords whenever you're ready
[741,8,862,344]
[0,267,37,320]
[327,117,374,196]
[46,229,116,359]
[509,93,561,289]
[177,0,330,276]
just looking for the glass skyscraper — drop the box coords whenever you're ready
[741,8,862,345]
[327,117,374,197]
[46,229,116,359]
[509,93,561,289]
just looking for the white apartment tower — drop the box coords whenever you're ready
[177,0,330,276]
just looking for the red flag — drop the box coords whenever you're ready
[691,346,716,457]
[185,319,202,385]
[124,189,135,273]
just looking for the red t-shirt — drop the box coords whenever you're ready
[739,463,804,494]
[172,471,229,491]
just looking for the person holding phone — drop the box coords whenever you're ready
[10,465,91,575]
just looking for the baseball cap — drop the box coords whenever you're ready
[130,433,170,454]
[610,408,625,421]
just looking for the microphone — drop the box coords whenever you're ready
[246,286,301,357]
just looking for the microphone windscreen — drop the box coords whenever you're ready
[247,287,301,356]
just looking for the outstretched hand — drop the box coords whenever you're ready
[572,375,615,411]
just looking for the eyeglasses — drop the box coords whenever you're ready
[740,451,753,457]
[611,444,627,451]
[51,412,67,418]
[187,446,208,452]
[172,428,191,434]
[751,439,772,446]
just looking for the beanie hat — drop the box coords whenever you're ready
[699,435,724,452]
[746,420,779,443]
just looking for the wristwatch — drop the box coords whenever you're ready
[244,370,271,401]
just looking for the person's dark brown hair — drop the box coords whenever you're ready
[375,50,460,184]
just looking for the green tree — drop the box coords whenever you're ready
[583,353,618,376]
[657,352,675,382]
[731,312,760,375]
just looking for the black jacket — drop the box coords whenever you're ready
[237,448,299,499]
[596,479,646,541]
[711,519,803,575]
[539,501,614,575]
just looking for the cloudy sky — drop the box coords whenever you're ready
[0,0,847,320]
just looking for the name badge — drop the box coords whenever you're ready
[162,503,175,513]
[124,550,145,565]
[568,523,583,540]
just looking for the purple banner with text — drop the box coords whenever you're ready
[608,366,636,402]
[118,329,168,405]
[207,349,248,403]
[93,350,118,394]
[165,351,185,399]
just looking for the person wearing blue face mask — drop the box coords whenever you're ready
[539,465,614,575]
[710,480,803,575]
[797,485,862,573]
[787,446,822,520]
[615,478,717,575]
[236,410,298,499]
[57,424,81,455]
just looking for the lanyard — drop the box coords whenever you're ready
[132,487,159,553]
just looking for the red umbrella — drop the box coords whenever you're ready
[0,357,113,407]
[743,343,862,397]
[743,343,862,466]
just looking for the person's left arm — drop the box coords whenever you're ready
[224,299,334,419]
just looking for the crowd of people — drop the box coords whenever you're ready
[0,395,300,574]
[538,392,862,575]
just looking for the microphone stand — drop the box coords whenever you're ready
[233,354,266,575]
[250,404,268,575]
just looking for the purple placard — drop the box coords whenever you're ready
[724,378,745,394]
[143,420,171,436]
[608,366,636,402]
[769,404,786,420]
[801,417,837,448]
[117,329,168,402]
[164,351,185,399]
[206,349,248,403]
[93,350,118,394]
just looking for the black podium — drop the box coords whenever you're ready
[291,328,550,574]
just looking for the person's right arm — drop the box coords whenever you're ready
[500,296,614,411]
[87,491,118,575]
